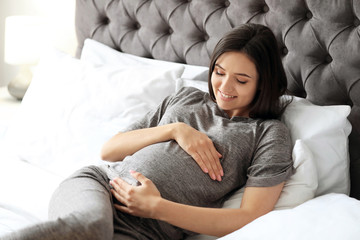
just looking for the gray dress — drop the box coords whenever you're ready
[3,87,294,240]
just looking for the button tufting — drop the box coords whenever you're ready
[168,28,173,34]
[263,5,269,13]
[224,0,230,7]
[306,11,313,19]
[325,55,333,63]
[355,18,360,27]
[282,47,288,55]
[135,22,141,29]
[102,17,110,25]
[204,34,209,41]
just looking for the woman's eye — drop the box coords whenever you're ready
[237,79,247,84]
[215,71,224,76]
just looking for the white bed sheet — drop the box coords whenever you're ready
[0,151,63,236]
[219,193,360,240]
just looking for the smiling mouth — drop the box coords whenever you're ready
[218,89,236,99]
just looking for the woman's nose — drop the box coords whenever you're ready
[220,75,233,92]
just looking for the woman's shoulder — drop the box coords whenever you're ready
[256,118,290,137]
[176,86,207,96]
[171,86,209,103]
[252,119,292,154]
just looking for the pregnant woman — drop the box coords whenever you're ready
[4,23,294,240]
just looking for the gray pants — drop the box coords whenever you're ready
[1,166,177,240]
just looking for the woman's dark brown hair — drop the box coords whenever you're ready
[208,23,290,119]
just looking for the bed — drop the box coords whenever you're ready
[1,0,360,239]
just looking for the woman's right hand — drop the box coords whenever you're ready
[172,122,223,181]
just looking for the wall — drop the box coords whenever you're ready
[0,0,77,86]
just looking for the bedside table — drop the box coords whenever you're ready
[0,87,21,138]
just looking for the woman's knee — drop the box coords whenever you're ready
[68,165,109,182]
[48,165,112,219]
[47,212,113,240]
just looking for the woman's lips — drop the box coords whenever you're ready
[218,89,236,101]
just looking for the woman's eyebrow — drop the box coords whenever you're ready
[215,63,252,79]
[215,63,225,70]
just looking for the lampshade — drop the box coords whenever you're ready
[4,16,48,65]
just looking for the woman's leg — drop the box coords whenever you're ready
[2,166,116,240]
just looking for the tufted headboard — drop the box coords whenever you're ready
[75,0,360,199]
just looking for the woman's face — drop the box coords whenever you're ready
[211,51,259,118]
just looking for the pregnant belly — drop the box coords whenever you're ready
[117,142,230,207]
[121,141,230,207]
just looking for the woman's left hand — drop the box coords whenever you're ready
[110,170,161,219]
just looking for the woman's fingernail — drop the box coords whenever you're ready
[204,168,209,173]
[221,170,224,176]
[129,170,136,173]
[211,173,216,180]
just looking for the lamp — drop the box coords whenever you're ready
[4,16,48,100]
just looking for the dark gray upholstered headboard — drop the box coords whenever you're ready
[75,0,360,199]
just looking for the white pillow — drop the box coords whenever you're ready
[176,78,351,196]
[80,39,209,81]
[4,48,184,177]
[274,140,318,208]
[282,97,351,196]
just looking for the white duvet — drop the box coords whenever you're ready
[1,42,360,239]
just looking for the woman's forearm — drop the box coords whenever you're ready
[101,123,179,162]
[100,121,223,181]
[152,184,283,237]
[153,199,256,237]
[111,172,284,237]
[111,171,255,237]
